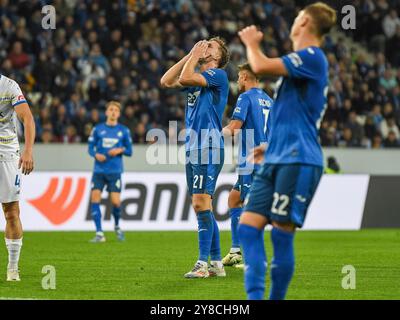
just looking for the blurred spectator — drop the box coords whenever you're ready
[0,0,398,149]
[383,130,400,148]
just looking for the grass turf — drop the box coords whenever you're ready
[0,230,399,300]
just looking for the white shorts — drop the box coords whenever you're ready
[0,160,21,203]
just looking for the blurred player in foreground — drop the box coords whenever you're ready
[88,101,132,243]
[222,63,272,268]
[161,38,230,278]
[237,2,336,299]
[0,75,35,281]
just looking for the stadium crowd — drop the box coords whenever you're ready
[0,0,400,148]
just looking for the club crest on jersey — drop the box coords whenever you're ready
[187,91,200,107]
[118,131,123,137]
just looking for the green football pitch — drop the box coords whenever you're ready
[0,230,399,300]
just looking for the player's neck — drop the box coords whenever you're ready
[244,82,258,92]
[106,120,118,126]
[293,34,321,51]
[199,61,218,72]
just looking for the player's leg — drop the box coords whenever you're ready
[108,174,124,241]
[2,201,23,281]
[89,173,106,243]
[222,185,242,266]
[268,164,323,300]
[184,150,212,278]
[207,148,225,276]
[1,160,23,281]
[238,164,274,299]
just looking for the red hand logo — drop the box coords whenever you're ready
[28,177,86,225]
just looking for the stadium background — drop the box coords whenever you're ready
[0,0,399,300]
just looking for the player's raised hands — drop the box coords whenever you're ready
[19,149,34,175]
[238,25,263,47]
[190,40,209,59]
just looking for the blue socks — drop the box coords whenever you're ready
[197,210,214,262]
[238,224,266,300]
[112,206,121,227]
[91,203,102,232]
[210,214,221,261]
[230,207,242,249]
[269,227,295,300]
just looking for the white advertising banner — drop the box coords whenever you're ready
[0,172,369,231]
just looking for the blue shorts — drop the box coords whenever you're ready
[186,148,224,196]
[233,173,255,202]
[244,163,323,228]
[91,172,122,193]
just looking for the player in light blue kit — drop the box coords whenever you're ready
[161,38,230,278]
[222,63,273,268]
[237,2,337,299]
[88,101,133,243]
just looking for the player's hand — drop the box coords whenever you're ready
[19,149,34,175]
[95,153,107,162]
[247,145,266,165]
[238,25,263,48]
[191,40,209,60]
[108,148,123,157]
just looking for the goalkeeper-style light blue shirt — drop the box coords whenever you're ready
[88,123,133,174]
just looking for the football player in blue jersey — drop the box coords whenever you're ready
[161,38,230,278]
[237,2,337,299]
[222,63,273,268]
[88,101,133,243]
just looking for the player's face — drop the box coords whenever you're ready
[106,105,120,122]
[199,40,221,66]
[237,70,247,92]
[290,10,305,40]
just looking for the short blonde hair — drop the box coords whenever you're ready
[106,101,121,110]
[304,2,337,37]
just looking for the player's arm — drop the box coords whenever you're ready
[15,102,35,175]
[223,120,243,136]
[178,41,208,87]
[223,95,249,136]
[122,128,133,157]
[88,127,106,162]
[238,26,288,77]
[160,54,192,89]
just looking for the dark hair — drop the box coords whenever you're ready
[238,63,259,81]
[208,36,230,69]
[304,2,337,37]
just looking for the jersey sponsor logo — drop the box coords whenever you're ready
[187,91,200,107]
[28,177,87,225]
[287,53,303,68]
[102,138,119,148]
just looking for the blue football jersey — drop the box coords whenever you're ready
[88,123,133,174]
[265,46,329,167]
[231,88,273,174]
[184,68,229,151]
